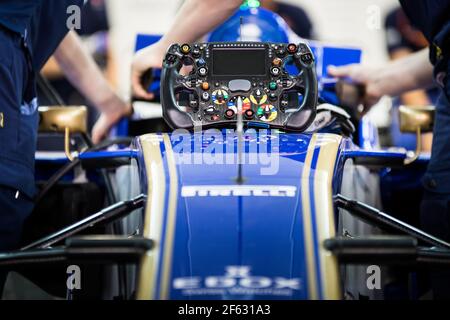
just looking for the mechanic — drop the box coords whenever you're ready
[132,0,243,100]
[0,0,130,293]
[329,0,450,299]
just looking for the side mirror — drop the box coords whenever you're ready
[399,105,435,165]
[39,106,88,161]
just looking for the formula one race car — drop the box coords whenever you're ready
[1,6,448,301]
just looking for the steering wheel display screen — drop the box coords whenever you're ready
[212,49,267,76]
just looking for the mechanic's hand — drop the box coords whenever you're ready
[92,102,132,144]
[131,43,165,100]
[328,64,383,113]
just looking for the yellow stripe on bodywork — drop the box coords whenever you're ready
[301,133,319,300]
[136,134,166,300]
[160,134,179,300]
[313,133,342,300]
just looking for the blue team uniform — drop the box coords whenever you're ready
[0,0,83,267]
[400,0,450,299]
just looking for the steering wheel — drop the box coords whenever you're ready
[160,42,318,132]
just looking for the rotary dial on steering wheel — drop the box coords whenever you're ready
[212,89,229,105]
[250,89,268,105]
[257,104,278,122]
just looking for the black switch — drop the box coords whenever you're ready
[198,67,208,77]
[298,43,308,54]
[276,46,286,57]
[189,94,199,111]
[192,48,201,58]
[301,53,313,64]
[189,100,199,110]
[166,54,177,64]
[204,106,216,115]
[202,92,210,101]
[280,93,289,110]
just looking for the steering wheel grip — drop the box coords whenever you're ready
[131,68,155,104]
[160,57,194,130]
[284,59,318,132]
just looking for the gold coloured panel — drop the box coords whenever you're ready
[399,105,435,134]
[38,106,88,134]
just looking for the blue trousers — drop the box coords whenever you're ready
[0,186,33,251]
[0,186,34,295]
[0,26,36,296]
[0,27,36,244]
[421,62,450,299]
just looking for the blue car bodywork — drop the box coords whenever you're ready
[134,132,343,300]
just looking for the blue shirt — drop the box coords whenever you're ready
[0,0,38,36]
[400,1,450,193]
[400,0,450,69]
[0,0,84,69]
[0,0,83,197]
